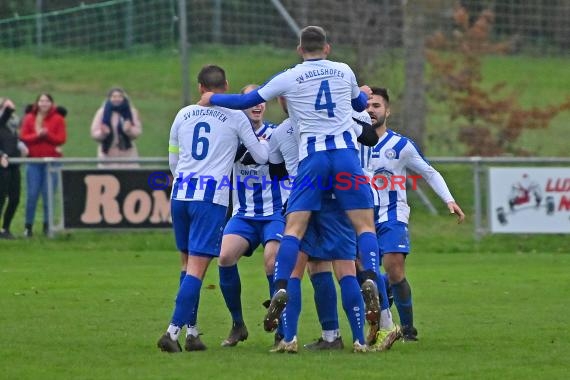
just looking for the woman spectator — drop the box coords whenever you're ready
[90,87,142,168]
[0,98,28,239]
[19,93,66,237]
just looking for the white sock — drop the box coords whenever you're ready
[167,324,181,340]
[380,309,394,330]
[186,325,199,338]
[322,329,340,342]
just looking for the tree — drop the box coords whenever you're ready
[426,5,570,156]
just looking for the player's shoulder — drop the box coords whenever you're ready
[389,130,426,157]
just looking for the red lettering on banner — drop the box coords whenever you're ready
[546,178,570,192]
[559,195,570,211]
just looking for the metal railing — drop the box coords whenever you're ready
[7,156,570,239]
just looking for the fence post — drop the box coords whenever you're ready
[124,0,134,51]
[46,161,54,238]
[178,0,190,106]
[35,0,43,56]
[473,157,483,241]
[212,0,222,43]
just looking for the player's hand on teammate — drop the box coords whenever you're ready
[447,201,465,224]
[360,85,373,99]
[198,92,215,106]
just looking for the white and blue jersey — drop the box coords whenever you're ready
[360,129,455,224]
[232,121,289,218]
[168,104,269,206]
[257,60,364,161]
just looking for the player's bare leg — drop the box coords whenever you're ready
[218,234,250,347]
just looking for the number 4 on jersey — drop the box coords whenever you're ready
[314,80,336,118]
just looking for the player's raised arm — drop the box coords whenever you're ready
[404,141,465,223]
[352,111,379,147]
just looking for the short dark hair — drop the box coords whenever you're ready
[300,26,327,53]
[198,65,226,90]
[371,87,389,104]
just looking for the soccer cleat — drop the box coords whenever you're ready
[270,336,298,353]
[361,279,380,324]
[304,337,344,350]
[401,325,418,342]
[221,322,248,347]
[370,324,402,352]
[263,289,288,332]
[157,333,182,353]
[185,334,207,351]
[366,319,380,346]
[352,340,369,353]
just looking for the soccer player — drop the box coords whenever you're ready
[157,65,269,353]
[218,84,288,348]
[268,99,379,353]
[361,87,465,343]
[199,26,382,335]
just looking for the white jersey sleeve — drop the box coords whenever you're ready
[351,110,372,137]
[257,70,296,102]
[235,112,269,164]
[268,118,299,176]
[402,142,455,204]
[168,112,181,175]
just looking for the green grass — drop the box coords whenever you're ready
[1,46,569,379]
[1,232,568,380]
[1,47,569,157]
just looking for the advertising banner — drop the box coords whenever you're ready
[62,170,172,228]
[488,167,570,233]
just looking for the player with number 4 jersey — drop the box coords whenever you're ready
[199,26,382,347]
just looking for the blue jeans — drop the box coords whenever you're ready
[25,163,59,225]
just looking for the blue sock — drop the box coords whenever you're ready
[282,278,301,342]
[273,235,300,285]
[376,271,389,311]
[339,275,365,345]
[267,274,284,337]
[310,272,339,331]
[357,232,380,280]
[179,270,186,286]
[392,278,413,327]
[219,265,243,324]
[171,275,202,327]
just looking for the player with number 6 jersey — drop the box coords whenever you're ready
[157,65,268,353]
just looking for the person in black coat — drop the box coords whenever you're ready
[0,98,28,239]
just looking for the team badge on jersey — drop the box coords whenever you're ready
[385,148,397,160]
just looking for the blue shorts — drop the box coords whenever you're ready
[172,200,226,257]
[286,149,374,214]
[223,215,285,257]
[300,198,356,261]
[376,220,410,256]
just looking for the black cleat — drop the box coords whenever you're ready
[361,279,380,324]
[221,323,248,347]
[185,334,207,351]
[402,325,418,342]
[304,337,344,350]
[157,333,182,353]
[263,289,288,332]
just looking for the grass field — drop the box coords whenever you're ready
[1,232,569,380]
[0,47,569,379]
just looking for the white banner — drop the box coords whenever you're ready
[488,167,570,233]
